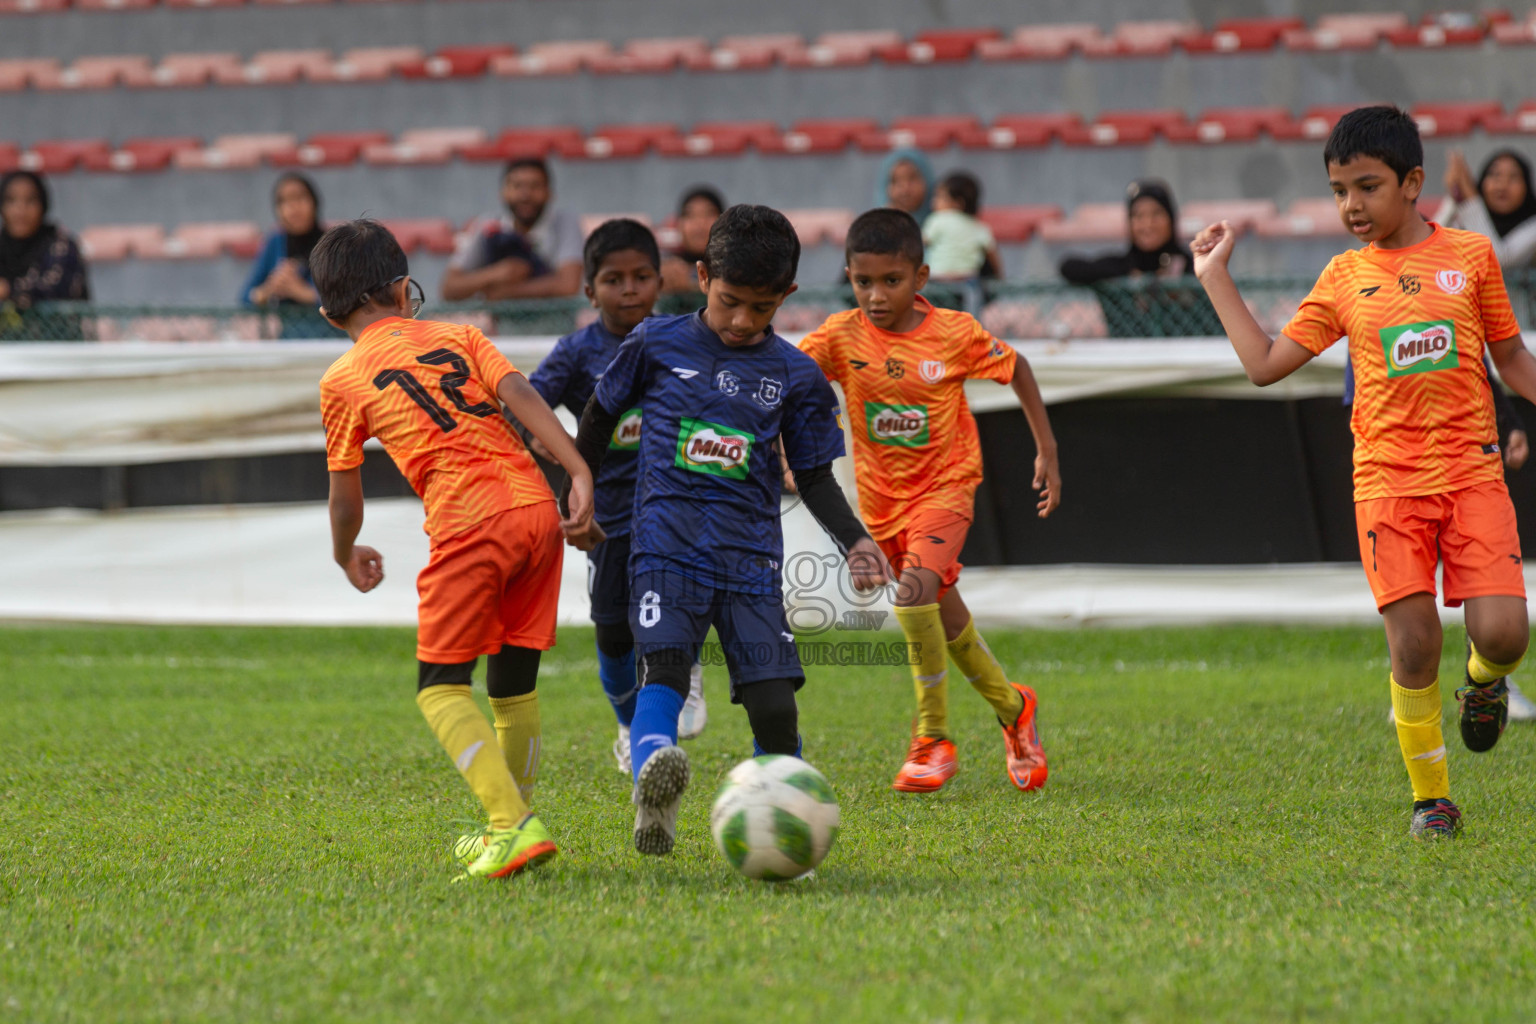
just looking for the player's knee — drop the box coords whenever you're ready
[418,658,474,691]
[741,678,799,755]
[594,620,634,659]
[639,647,691,697]
[894,567,942,608]
[486,645,540,698]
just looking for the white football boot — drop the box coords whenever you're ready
[632,745,690,855]
[678,662,708,739]
[613,723,631,775]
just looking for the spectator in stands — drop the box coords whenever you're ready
[876,148,935,222]
[1438,149,1536,268]
[242,173,334,338]
[441,158,583,301]
[923,171,1001,311]
[1059,179,1192,284]
[660,185,724,293]
[0,171,89,319]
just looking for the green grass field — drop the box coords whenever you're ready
[4,622,1536,1023]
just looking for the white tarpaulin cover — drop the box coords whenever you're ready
[0,337,1358,466]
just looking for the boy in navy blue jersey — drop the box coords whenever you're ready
[565,205,889,855]
[528,220,707,776]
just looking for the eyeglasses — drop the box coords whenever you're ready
[359,275,424,319]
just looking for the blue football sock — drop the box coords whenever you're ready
[629,684,685,783]
[752,734,803,758]
[596,644,638,727]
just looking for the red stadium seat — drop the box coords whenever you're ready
[0,59,60,92]
[1061,110,1191,146]
[783,208,855,246]
[981,113,1084,148]
[362,127,485,165]
[272,131,390,167]
[978,23,1113,60]
[251,0,332,7]
[658,120,783,156]
[702,34,806,71]
[1410,101,1504,137]
[1111,20,1203,55]
[400,45,514,80]
[319,47,423,82]
[1179,199,1279,236]
[979,205,1064,243]
[459,126,585,161]
[787,31,902,67]
[1271,104,1358,140]
[175,133,298,169]
[1492,16,1536,45]
[580,123,683,158]
[0,0,70,12]
[1253,198,1349,237]
[884,27,1002,63]
[877,115,988,150]
[1191,106,1297,143]
[163,222,263,260]
[380,219,458,255]
[74,0,156,11]
[595,37,710,74]
[493,41,614,76]
[1485,100,1536,135]
[21,139,113,173]
[762,118,879,154]
[0,143,18,173]
[1037,203,1127,243]
[1282,13,1408,51]
[244,51,334,86]
[35,56,156,90]
[87,137,202,172]
[164,0,244,8]
[79,224,167,262]
[1184,17,1305,53]
[1386,16,1486,48]
[152,53,246,87]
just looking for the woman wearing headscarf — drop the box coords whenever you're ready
[660,184,724,294]
[1437,148,1536,269]
[241,172,334,337]
[875,148,935,222]
[0,171,90,339]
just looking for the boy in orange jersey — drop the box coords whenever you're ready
[798,208,1061,793]
[1194,106,1536,838]
[314,220,596,878]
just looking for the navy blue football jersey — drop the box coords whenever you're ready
[594,311,845,594]
[528,320,643,535]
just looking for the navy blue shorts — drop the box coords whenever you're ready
[630,566,803,698]
[586,532,631,626]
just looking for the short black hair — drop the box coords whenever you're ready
[679,185,725,217]
[1322,106,1423,183]
[583,218,661,283]
[704,204,800,294]
[939,171,981,217]
[844,207,924,267]
[310,219,409,320]
[504,156,550,186]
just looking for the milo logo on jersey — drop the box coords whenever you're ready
[865,402,930,447]
[1380,320,1459,377]
[609,407,642,450]
[675,417,754,479]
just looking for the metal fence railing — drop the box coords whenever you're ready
[7,274,1535,343]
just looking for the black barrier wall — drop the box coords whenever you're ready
[6,396,1536,567]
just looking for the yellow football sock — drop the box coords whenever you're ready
[416,684,527,830]
[947,617,1026,723]
[894,603,949,739]
[1390,674,1449,803]
[489,692,542,801]
[1468,642,1523,685]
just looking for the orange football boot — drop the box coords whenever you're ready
[892,734,958,792]
[1001,683,1048,791]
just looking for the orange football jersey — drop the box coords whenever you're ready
[798,297,1017,537]
[1283,224,1521,502]
[320,317,552,540]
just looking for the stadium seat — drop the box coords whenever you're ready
[1271,104,1359,140]
[783,208,855,246]
[400,45,515,80]
[657,120,783,156]
[1191,107,1297,143]
[580,123,683,158]
[1253,197,1349,237]
[320,47,423,82]
[703,34,806,71]
[595,37,711,74]
[35,56,156,90]
[884,28,1002,63]
[1110,20,1203,55]
[74,0,156,11]
[762,118,880,154]
[0,143,18,173]
[78,224,167,262]
[1386,16,1486,48]
[979,205,1064,243]
[1037,203,1127,243]
[788,31,903,67]
[977,23,1113,60]
[0,0,69,12]
[981,113,1085,148]
[362,127,485,165]
[20,139,113,173]
[174,133,298,170]
[461,126,587,161]
[244,51,335,85]
[251,0,333,7]
[1061,110,1191,146]
[163,222,263,260]
[272,131,390,168]
[380,218,457,255]
[1179,199,1279,235]
[152,53,246,87]
[1282,13,1408,51]
[1184,17,1305,53]
[1485,100,1536,135]
[90,137,203,172]
[1410,100,1503,137]
[875,115,988,150]
[0,59,60,92]
[164,0,245,9]
[492,41,614,76]
[1492,16,1536,45]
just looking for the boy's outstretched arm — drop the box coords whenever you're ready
[1193,220,1315,386]
[1487,335,1536,407]
[497,372,596,540]
[329,467,383,593]
[794,464,891,593]
[1007,358,1060,518]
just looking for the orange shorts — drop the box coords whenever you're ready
[875,506,972,602]
[416,500,563,663]
[1354,479,1525,611]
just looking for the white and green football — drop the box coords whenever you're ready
[709,755,840,880]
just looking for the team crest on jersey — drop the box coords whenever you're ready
[865,402,930,446]
[1435,269,1467,295]
[1379,320,1459,377]
[989,341,1007,358]
[609,408,643,450]
[675,417,754,479]
[919,360,945,384]
[753,377,783,408]
[715,369,740,396]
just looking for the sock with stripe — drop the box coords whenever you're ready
[1390,674,1449,803]
[946,617,1026,724]
[1468,641,1523,686]
[597,645,639,727]
[416,684,527,830]
[628,684,685,784]
[894,603,950,739]
[489,692,542,802]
